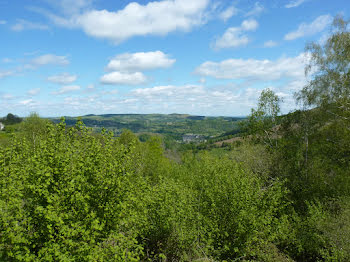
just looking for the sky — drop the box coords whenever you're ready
[0,0,348,117]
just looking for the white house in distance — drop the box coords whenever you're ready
[0,122,4,131]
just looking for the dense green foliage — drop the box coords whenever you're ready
[1,119,296,261]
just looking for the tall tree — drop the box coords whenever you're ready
[297,16,350,121]
[295,15,350,185]
[278,16,350,204]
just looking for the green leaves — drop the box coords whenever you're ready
[0,119,144,261]
[297,16,350,113]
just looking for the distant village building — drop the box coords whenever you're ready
[0,122,4,131]
[182,134,206,143]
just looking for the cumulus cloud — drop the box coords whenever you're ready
[11,19,49,32]
[100,71,147,85]
[284,14,332,40]
[219,6,238,22]
[194,53,308,81]
[285,0,307,8]
[214,19,258,49]
[75,0,210,43]
[47,72,77,84]
[241,19,259,31]
[53,85,81,95]
[33,0,220,43]
[0,20,6,25]
[264,40,278,47]
[106,51,175,72]
[214,28,249,49]
[101,51,174,85]
[31,54,70,66]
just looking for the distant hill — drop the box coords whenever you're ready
[51,113,245,139]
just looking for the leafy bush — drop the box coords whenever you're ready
[0,120,145,261]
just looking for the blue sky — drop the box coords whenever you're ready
[0,0,348,117]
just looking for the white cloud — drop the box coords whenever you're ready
[264,40,278,47]
[47,72,77,84]
[245,2,265,17]
[131,84,204,97]
[195,53,308,81]
[33,0,216,43]
[0,20,6,25]
[11,19,49,32]
[100,71,147,85]
[31,54,70,66]
[19,99,35,105]
[284,15,332,40]
[0,71,15,79]
[214,19,258,49]
[219,6,238,22]
[214,28,249,49]
[75,0,210,43]
[241,19,259,31]
[27,88,41,96]
[127,84,260,115]
[0,55,69,80]
[29,6,77,28]
[53,85,81,95]
[101,51,174,85]
[106,51,175,72]
[285,0,307,8]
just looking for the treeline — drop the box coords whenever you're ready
[0,113,22,125]
[51,115,241,138]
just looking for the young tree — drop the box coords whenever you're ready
[246,88,281,146]
[19,112,50,148]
